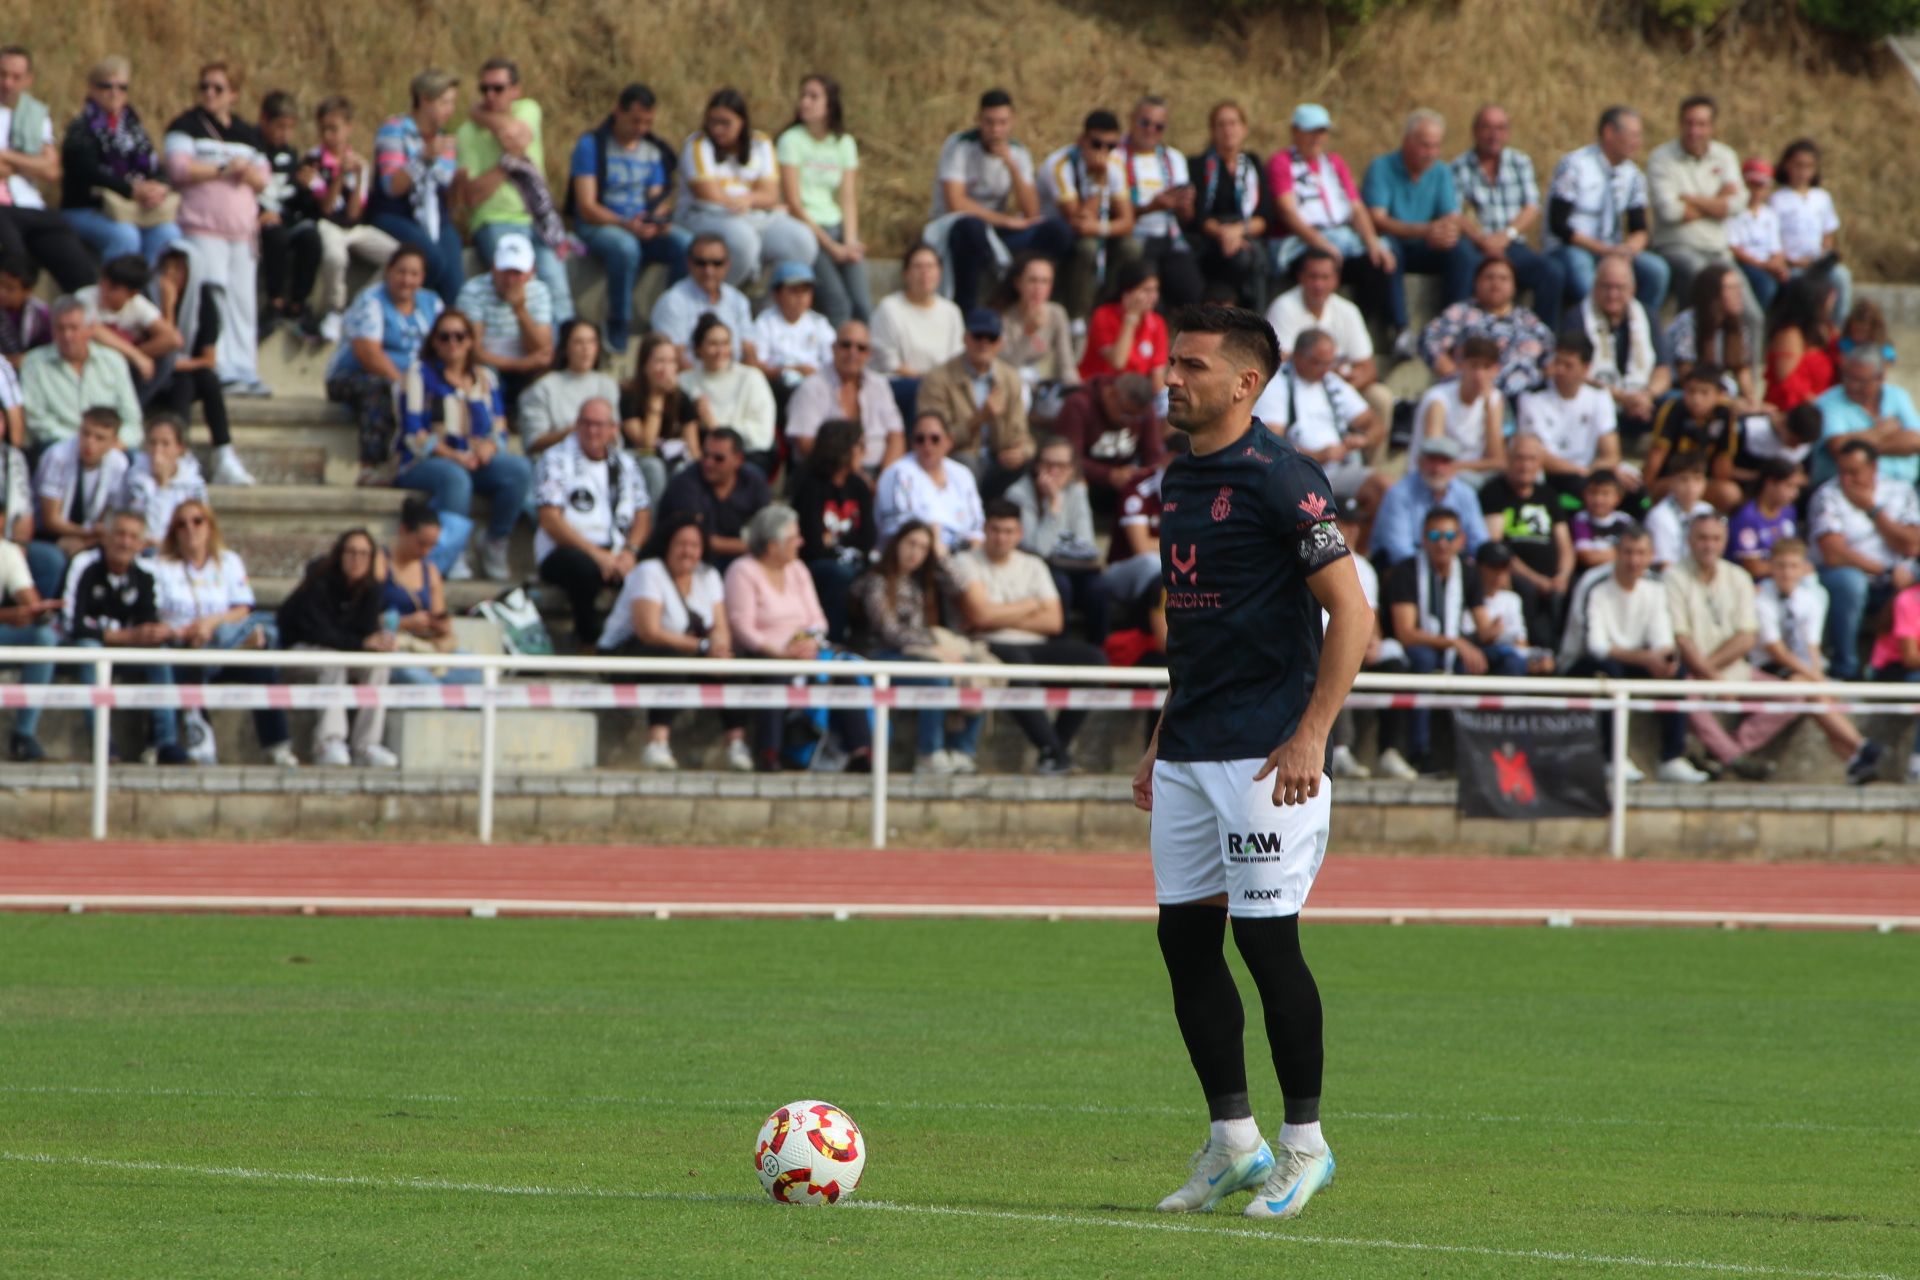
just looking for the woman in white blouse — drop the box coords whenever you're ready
[679,314,777,476]
[875,409,985,553]
[1769,139,1850,323]
[518,319,622,457]
[154,498,299,766]
[869,243,965,378]
[676,87,817,290]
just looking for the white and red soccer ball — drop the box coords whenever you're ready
[754,1100,866,1205]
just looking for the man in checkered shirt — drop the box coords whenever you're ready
[1451,105,1565,327]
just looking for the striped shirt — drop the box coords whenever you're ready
[1451,147,1540,234]
[395,361,506,469]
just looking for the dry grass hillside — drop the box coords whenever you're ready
[17,0,1920,277]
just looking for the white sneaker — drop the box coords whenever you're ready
[1156,1138,1274,1213]
[1391,329,1421,362]
[353,743,400,769]
[725,737,754,772]
[1906,757,1920,785]
[1655,757,1711,784]
[319,312,344,344]
[479,537,513,582]
[1606,758,1646,785]
[209,444,257,487]
[1374,747,1419,780]
[942,748,978,775]
[1243,1143,1335,1219]
[641,740,678,771]
[1329,744,1371,779]
[182,709,218,766]
[916,752,954,775]
[445,554,474,581]
[265,741,300,768]
[315,739,351,767]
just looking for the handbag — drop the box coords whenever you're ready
[903,625,1003,689]
[96,186,181,228]
[473,586,555,657]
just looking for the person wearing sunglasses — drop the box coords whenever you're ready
[1038,109,1141,321]
[0,46,96,294]
[393,308,533,581]
[58,55,182,272]
[874,410,983,554]
[653,426,772,569]
[1384,506,1527,773]
[114,413,204,555]
[454,57,574,327]
[648,232,756,370]
[914,307,1032,497]
[785,319,904,474]
[1116,95,1204,311]
[162,61,273,398]
[153,496,298,767]
[1370,434,1488,567]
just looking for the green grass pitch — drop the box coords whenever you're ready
[1,914,1915,1278]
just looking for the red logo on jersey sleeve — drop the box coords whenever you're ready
[1211,488,1233,521]
[1297,491,1329,522]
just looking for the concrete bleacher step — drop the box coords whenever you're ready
[211,488,540,579]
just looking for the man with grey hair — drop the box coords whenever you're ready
[19,296,141,450]
[535,395,651,647]
[1810,346,1920,489]
[1546,105,1670,313]
[64,506,186,764]
[1664,510,1783,781]
[1361,108,1478,342]
[1452,103,1565,325]
[1251,327,1380,503]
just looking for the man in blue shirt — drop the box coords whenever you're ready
[568,84,693,351]
[1361,109,1478,337]
[1372,435,1489,566]
[1810,348,1920,488]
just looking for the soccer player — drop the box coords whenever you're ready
[1134,304,1370,1220]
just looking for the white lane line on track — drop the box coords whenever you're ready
[2,1083,1904,1137]
[0,1151,1900,1280]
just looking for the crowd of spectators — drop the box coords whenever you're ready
[1,49,1916,786]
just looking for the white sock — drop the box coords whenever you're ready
[1210,1116,1261,1152]
[1279,1121,1327,1154]
[1909,752,1920,773]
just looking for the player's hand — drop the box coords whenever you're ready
[1131,741,1157,812]
[1254,733,1324,807]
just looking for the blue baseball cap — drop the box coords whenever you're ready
[964,307,1003,339]
[769,260,816,289]
[1292,103,1333,132]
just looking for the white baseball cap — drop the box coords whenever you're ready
[492,233,536,273]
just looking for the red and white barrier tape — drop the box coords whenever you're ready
[4,683,1919,717]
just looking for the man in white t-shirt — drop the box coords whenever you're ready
[1039,110,1140,319]
[1546,105,1670,312]
[649,234,756,367]
[1115,95,1201,308]
[950,499,1107,774]
[1750,536,1882,783]
[33,406,128,558]
[534,397,652,648]
[1725,156,1788,313]
[1264,248,1390,427]
[1647,95,1748,312]
[1251,328,1380,503]
[1518,332,1626,492]
[76,254,182,393]
[747,260,836,388]
[928,88,1074,309]
[1566,524,1688,782]
[1809,439,1920,681]
[1644,456,1714,570]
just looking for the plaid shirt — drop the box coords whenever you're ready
[1451,147,1539,234]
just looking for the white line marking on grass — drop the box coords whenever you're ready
[0,1152,1900,1280]
[2,1083,1906,1138]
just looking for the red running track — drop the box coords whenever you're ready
[1,841,1917,927]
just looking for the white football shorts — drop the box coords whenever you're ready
[1150,759,1332,918]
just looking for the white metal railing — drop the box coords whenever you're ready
[2,646,1916,855]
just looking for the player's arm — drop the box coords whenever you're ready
[1132,690,1168,813]
[1256,553,1369,807]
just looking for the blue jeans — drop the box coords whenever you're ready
[1502,240,1567,331]
[0,620,55,738]
[869,649,984,759]
[810,225,872,327]
[1736,261,1781,314]
[395,452,532,543]
[1272,224,1367,275]
[1568,656,1686,761]
[74,636,178,749]
[393,658,484,686]
[577,221,691,340]
[1818,565,1888,682]
[1790,261,1852,326]
[184,615,292,750]
[370,212,464,305]
[474,222,574,323]
[947,214,1074,309]
[61,206,182,265]
[25,540,67,600]
[1404,641,1529,759]
[1553,246,1671,314]
[1384,236,1481,330]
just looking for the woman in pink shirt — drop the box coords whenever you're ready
[723,502,872,769]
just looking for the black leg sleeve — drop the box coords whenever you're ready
[1229,913,1323,1124]
[1158,902,1250,1120]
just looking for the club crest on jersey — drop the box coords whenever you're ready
[1297,491,1329,522]
[1211,487,1233,522]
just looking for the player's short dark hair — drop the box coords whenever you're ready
[1756,457,1801,486]
[1555,331,1595,363]
[1170,304,1280,384]
[1083,109,1120,135]
[1667,453,1710,478]
[1683,362,1722,388]
[1422,506,1460,529]
[102,254,150,292]
[1783,402,1824,445]
[979,88,1013,112]
[1584,468,1621,491]
[984,499,1023,525]
[1457,334,1500,365]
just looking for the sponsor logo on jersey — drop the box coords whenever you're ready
[1169,543,1198,585]
[1226,831,1283,857]
[1240,886,1290,901]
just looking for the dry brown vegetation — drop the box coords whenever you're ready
[15,0,1920,276]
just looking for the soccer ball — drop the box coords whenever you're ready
[754,1100,866,1205]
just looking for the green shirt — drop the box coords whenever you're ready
[20,344,143,449]
[775,125,857,230]
[456,99,545,231]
